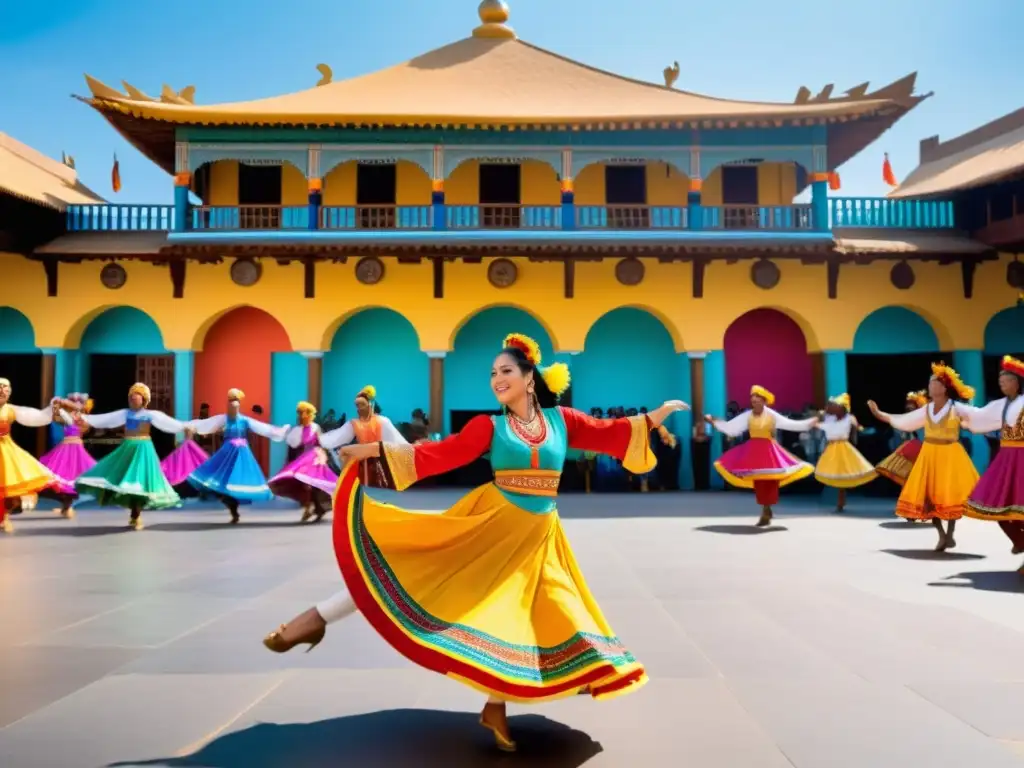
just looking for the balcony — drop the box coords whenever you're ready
[64,197,958,235]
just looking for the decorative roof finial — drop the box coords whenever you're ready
[473,0,516,40]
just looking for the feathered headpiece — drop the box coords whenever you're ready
[357,385,377,401]
[227,388,245,402]
[128,382,151,407]
[906,390,928,408]
[750,385,775,406]
[1001,355,1024,378]
[930,362,975,401]
[501,333,571,397]
[829,393,851,411]
[296,400,317,415]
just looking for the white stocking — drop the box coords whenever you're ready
[315,591,358,624]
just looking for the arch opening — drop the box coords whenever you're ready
[982,305,1024,401]
[0,307,42,446]
[724,308,813,413]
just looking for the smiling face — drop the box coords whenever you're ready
[928,376,949,401]
[491,352,530,408]
[355,396,371,419]
[999,371,1022,398]
[128,393,144,410]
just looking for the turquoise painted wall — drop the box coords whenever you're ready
[983,306,1024,352]
[322,309,428,427]
[0,307,37,353]
[79,307,167,354]
[270,351,307,474]
[573,308,678,414]
[445,307,569,430]
[852,306,938,354]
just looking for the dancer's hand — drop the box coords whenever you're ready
[663,399,689,412]
[647,400,690,428]
[867,400,881,418]
[183,426,196,440]
[704,414,715,424]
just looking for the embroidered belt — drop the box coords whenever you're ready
[493,469,561,497]
[124,435,151,441]
[924,438,957,445]
[62,437,83,444]
[1001,440,1024,448]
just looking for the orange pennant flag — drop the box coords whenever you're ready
[882,153,898,187]
[828,172,841,191]
[111,153,122,194]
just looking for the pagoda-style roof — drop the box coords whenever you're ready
[891,105,1024,198]
[0,132,103,210]
[78,2,929,175]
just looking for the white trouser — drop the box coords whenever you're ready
[313,589,504,704]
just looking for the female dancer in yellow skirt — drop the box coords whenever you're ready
[868,362,981,551]
[263,333,689,752]
[0,377,56,534]
[815,393,877,512]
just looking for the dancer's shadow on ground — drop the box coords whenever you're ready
[109,709,602,768]
[5,525,133,538]
[878,521,930,530]
[929,571,1024,594]
[146,521,313,532]
[695,524,788,535]
[881,548,986,561]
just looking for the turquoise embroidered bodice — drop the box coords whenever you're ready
[489,407,567,514]
[223,415,250,439]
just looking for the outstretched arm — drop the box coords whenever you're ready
[769,408,818,433]
[379,416,410,445]
[706,410,750,438]
[869,401,927,432]
[80,409,128,430]
[186,414,227,436]
[560,405,686,474]
[11,404,54,428]
[344,414,494,491]
[954,399,1005,434]
[246,417,290,442]
[319,421,354,450]
[148,410,188,435]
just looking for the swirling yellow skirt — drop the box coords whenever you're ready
[895,441,979,520]
[814,441,878,489]
[332,464,647,704]
[0,435,54,498]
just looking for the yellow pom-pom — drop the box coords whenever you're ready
[359,385,377,400]
[540,362,571,397]
[503,333,542,367]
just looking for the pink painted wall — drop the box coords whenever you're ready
[724,308,813,411]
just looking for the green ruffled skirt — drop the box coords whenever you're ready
[75,438,180,510]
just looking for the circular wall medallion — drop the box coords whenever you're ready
[355,256,385,285]
[487,258,518,288]
[750,259,781,290]
[615,257,645,286]
[99,263,127,290]
[890,261,915,290]
[1007,259,1024,289]
[230,258,262,287]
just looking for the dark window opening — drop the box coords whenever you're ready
[604,165,648,227]
[721,165,760,228]
[479,163,521,227]
[357,163,398,228]
[237,164,283,228]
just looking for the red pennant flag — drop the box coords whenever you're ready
[828,172,841,191]
[882,153,898,187]
[111,153,122,194]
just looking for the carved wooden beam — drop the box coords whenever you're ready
[960,258,977,299]
[43,259,58,297]
[304,259,316,299]
[564,258,575,299]
[827,257,840,299]
[692,258,706,298]
[432,257,444,299]
[170,260,186,299]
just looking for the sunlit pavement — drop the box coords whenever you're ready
[1,489,1023,767]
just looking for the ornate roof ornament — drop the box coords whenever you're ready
[473,0,515,39]
[663,62,680,89]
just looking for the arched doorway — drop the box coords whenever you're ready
[983,305,1024,396]
[78,306,171,457]
[0,307,41,449]
[724,309,813,412]
[323,308,426,433]
[194,307,292,473]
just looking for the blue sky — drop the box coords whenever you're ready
[1,0,1017,203]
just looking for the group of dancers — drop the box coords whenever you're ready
[0,379,406,532]
[706,356,1024,571]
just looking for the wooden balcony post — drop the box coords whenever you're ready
[427,351,446,435]
[308,178,322,231]
[810,174,830,231]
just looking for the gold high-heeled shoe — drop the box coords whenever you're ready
[479,705,516,753]
[262,622,326,654]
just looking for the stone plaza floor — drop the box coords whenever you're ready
[1,488,1023,767]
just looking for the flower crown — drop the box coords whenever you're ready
[930,362,975,401]
[829,393,851,411]
[906,390,928,408]
[1002,355,1024,378]
[501,333,571,397]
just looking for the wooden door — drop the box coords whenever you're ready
[136,355,175,413]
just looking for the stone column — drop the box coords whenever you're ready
[674,352,694,491]
[427,351,446,435]
[172,350,194,442]
[952,349,991,473]
[822,350,848,399]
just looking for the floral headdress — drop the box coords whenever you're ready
[501,333,571,397]
[357,385,377,401]
[750,385,775,406]
[930,362,975,401]
[829,393,851,411]
[1001,355,1024,378]
[128,382,151,407]
[906,390,928,408]
[227,388,245,402]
